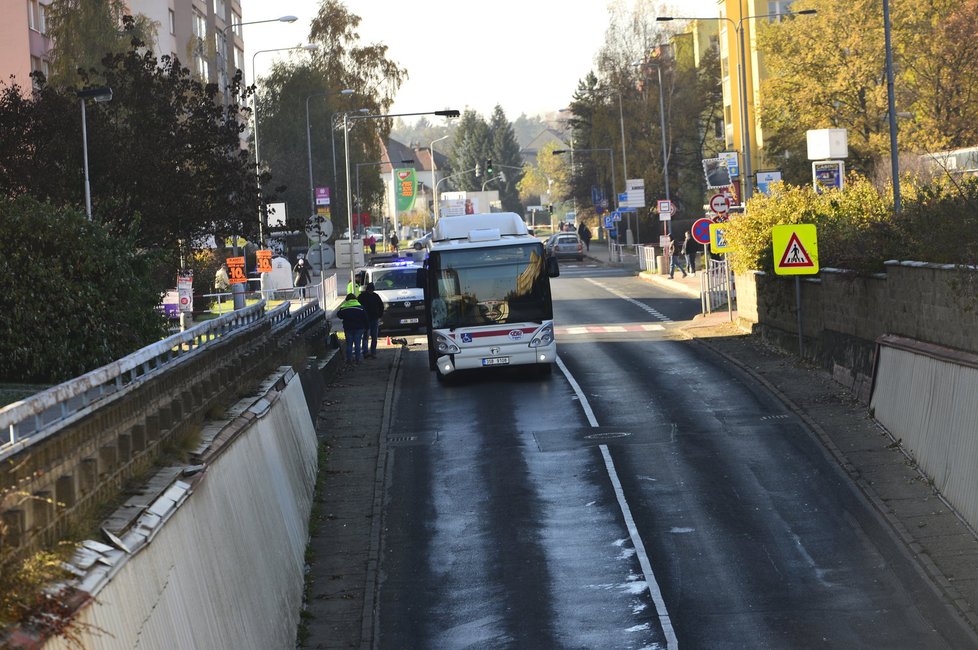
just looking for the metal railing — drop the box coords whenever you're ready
[0,300,299,460]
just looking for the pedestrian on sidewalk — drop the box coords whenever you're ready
[293,255,312,297]
[668,236,688,279]
[358,282,385,359]
[337,293,368,365]
[682,231,697,276]
[389,231,399,252]
[578,222,592,252]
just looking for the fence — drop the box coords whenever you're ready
[0,299,327,562]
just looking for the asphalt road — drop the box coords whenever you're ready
[369,263,976,649]
[301,257,978,649]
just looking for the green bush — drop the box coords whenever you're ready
[726,176,896,275]
[0,196,168,383]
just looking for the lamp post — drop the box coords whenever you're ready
[657,9,816,202]
[306,89,353,215]
[220,15,297,106]
[251,43,319,245]
[77,86,113,220]
[343,109,460,286]
[883,0,901,213]
[330,108,369,221]
[429,134,450,226]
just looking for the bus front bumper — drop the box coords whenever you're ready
[436,343,556,376]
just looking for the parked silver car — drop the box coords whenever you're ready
[545,233,585,261]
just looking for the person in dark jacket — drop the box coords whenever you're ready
[578,222,592,252]
[358,282,385,359]
[337,293,368,365]
[682,231,698,276]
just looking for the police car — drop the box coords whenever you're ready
[353,259,426,333]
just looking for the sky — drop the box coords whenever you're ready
[239,0,720,121]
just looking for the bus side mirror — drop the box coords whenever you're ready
[416,268,427,289]
[547,256,560,278]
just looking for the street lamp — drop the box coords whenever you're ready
[306,89,353,215]
[883,0,901,213]
[343,109,460,286]
[220,15,297,106]
[76,86,113,220]
[331,108,370,220]
[429,134,450,225]
[631,54,671,237]
[657,9,816,201]
[252,43,319,244]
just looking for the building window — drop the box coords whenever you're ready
[213,0,226,19]
[714,118,724,139]
[192,8,206,39]
[168,9,175,35]
[235,47,244,75]
[231,11,241,36]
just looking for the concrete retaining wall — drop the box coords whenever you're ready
[735,261,978,402]
[40,364,328,650]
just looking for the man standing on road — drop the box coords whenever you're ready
[358,282,385,359]
[337,293,368,365]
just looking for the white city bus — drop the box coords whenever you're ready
[420,212,560,379]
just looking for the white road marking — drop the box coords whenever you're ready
[587,279,673,323]
[556,355,678,649]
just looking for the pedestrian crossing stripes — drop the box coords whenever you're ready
[586,279,673,323]
[558,323,665,336]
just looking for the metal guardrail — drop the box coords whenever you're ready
[0,300,304,460]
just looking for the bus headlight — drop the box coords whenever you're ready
[528,323,554,348]
[434,332,461,354]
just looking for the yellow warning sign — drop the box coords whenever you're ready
[772,224,819,275]
[709,222,733,254]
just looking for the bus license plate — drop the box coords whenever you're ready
[482,357,510,366]
[400,318,419,324]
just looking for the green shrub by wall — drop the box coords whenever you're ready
[0,196,168,383]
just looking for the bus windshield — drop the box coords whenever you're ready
[427,243,553,329]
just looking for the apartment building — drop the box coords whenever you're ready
[0,0,54,90]
[0,0,244,94]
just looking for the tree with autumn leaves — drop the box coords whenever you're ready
[759,0,978,183]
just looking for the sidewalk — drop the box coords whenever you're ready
[586,235,978,635]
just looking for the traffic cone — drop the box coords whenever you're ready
[386,336,392,346]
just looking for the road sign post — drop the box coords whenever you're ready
[772,224,819,357]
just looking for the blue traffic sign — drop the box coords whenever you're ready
[604,215,614,228]
[692,218,712,245]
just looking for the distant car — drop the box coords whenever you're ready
[545,233,585,261]
[354,259,426,333]
[413,232,432,250]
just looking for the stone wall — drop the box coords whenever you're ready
[735,261,978,402]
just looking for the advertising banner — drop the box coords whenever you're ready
[756,170,783,195]
[719,151,740,179]
[394,168,417,215]
[177,270,193,313]
[315,187,331,206]
[703,158,732,188]
[813,161,844,194]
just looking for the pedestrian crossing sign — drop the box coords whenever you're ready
[709,222,733,253]
[773,224,819,275]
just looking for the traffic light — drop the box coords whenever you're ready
[486,158,493,176]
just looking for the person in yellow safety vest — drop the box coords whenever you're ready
[346,279,361,295]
